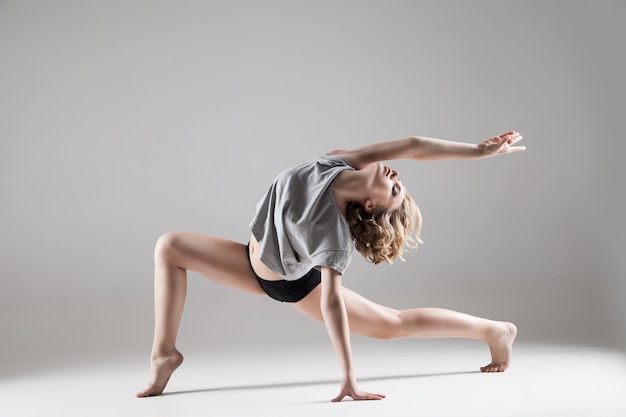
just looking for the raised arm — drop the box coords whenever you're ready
[329,131,525,169]
[320,267,386,402]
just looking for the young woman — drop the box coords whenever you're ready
[136,131,525,402]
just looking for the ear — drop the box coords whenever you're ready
[364,198,375,214]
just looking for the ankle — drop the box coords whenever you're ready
[150,347,179,361]
[481,322,504,343]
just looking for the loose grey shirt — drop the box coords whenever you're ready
[250,154,355,280]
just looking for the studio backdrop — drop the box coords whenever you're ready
[1,0,624,377]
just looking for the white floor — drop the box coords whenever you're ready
[2,340,625,417]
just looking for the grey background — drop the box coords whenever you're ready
[1,0,624,377]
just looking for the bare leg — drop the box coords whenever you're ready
[135,250,186,397]
[136,233,263,397]
[292,286,517,372]
[394,306,517,372]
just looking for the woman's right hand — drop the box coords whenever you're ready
[478,131,525,157]
[331,379,386,402]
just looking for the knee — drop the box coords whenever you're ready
[371,311,405,340]
[154,232,181,264]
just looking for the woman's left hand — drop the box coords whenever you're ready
[331,379,386,402]
[478,131,525,157]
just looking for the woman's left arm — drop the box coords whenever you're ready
[329,131,525,168]
[320,267,386,402]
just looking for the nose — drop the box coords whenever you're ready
[384,165,396,177]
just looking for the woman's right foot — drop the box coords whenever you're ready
[136,349,184,397]
[480,322,517,372]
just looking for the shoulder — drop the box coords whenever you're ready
[326,149,355,166]
[320,152,357,169]
[328,137,418,169]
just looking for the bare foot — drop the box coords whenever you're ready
[136,349,184,397]
[480,322,517,372]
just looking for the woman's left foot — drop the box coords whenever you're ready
[481,322,517,372]
[136,349,184,397]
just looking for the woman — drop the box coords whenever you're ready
[136,131,525,402]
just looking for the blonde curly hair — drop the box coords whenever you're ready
[345,191,422,265]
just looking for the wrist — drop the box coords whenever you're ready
[470,143,485,158]
[342,372,357,385]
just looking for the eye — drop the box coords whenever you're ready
[392,185,399,197]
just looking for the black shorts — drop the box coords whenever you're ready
[246,243,321,303]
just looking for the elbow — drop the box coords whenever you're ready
[320,291,343,313]
[407,136,423,159]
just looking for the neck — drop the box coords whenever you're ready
[332,170,368,215]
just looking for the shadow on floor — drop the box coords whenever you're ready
[162,370,479,396]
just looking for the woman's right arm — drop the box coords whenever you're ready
[329,131,524,168]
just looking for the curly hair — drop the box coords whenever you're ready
[345,191,422,265]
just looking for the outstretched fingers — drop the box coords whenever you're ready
[499,131,525,153]
[479,131,525,155]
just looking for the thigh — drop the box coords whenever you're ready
[290,285,403,339]
[159,232,265,296]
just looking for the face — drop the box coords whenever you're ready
[364,162,405,213]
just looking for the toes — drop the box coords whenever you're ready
[481,363,509,373]
[481,363,497,372]
[136,387,157,398]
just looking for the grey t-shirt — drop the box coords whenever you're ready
[250,154,355,280]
